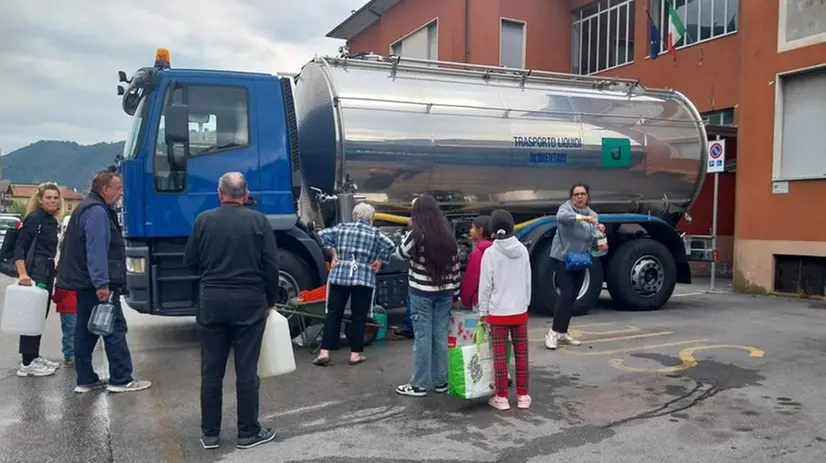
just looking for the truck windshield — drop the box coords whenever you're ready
[122,95,149,160]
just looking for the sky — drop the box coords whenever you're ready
[0,0,368,154]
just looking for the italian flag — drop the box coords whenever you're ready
[666,1,686,56]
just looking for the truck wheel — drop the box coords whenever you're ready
[278,250,316,337]
[606,239,676,311]
[530,240,603,317]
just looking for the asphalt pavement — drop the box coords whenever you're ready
[0,276,825,462]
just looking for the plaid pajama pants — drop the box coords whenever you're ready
[489,323,529,397]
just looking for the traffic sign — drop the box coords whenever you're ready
[706,139,726,174]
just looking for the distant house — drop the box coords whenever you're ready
[10,183,85,215]
[0,180,12,212]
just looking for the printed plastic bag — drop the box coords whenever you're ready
[447,323,495,400]
[448,310,480,348]
[88,297,116,337]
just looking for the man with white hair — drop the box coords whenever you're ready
[313,202,395,366]
[184,172,279,451]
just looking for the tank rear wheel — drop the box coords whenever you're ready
[606,239,676,311]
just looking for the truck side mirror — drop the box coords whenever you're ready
[165,103,189,144]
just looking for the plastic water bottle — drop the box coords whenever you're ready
[258,309,297,378]
[1,281,49,335]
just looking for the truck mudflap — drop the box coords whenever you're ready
[125,241,151,313]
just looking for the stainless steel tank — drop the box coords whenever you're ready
[293,54,707,225]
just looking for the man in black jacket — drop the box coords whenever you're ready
[58,170,151,394]
[184,172,280,451]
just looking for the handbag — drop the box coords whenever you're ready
[560,221,593,272]
[0,225,41,278]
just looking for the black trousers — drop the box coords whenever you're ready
[321,284,373,353]
[198,286,267,439]
[19,274,54,364]
[552,258,586,334]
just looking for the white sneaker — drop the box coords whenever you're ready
[558,333,581,346]
[17,361,57,377]
[544,331,559,350]
[34,357,61,369]
[107,380,152,393]
[74,380,108,394]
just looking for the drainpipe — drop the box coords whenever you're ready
[464,0,470,62]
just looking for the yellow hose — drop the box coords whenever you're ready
[373,212,546,232]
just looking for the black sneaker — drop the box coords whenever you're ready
[394,328,414,339]
[434,384,448,393]
[200,435,219,450]
[396,384,427,397]
[237,428,275,449]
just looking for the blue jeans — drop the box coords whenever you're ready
[409,291,452,389]
[75,289,134,387]
[402,294,413,333]
[60,313,77,358]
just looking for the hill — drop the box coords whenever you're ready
[1,140,125,191]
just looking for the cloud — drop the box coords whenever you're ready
[0,0,366,153]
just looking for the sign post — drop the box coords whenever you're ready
[706,138,726,291]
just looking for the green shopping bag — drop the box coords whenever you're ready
[447,323,496,399]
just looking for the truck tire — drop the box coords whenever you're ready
[278,249,316,337]
[606,239,677,311]
[530,240,604,317]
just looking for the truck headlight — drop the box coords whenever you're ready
[126,257,146,273]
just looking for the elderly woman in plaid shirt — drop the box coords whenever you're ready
[313,203,395,366]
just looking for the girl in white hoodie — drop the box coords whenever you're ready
[478,209,532,410]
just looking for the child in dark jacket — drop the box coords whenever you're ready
[52,287,77,365]
[459,215,493,310]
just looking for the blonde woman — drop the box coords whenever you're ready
[14,182,63,377]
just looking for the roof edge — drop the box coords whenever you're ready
[326,0,398,40]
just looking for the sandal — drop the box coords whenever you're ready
[349,354,366,365]
[312,356,330,366]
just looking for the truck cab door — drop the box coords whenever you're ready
[145,78,260,237]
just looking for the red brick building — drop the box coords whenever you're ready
[328,0,826,296]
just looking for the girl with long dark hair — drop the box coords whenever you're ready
[395,195,462,397]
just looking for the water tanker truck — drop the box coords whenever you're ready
[116,49,708,332]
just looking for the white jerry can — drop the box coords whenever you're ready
[1,282,49,336]
[258,309,297,378]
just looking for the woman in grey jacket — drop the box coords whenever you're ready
[545,184,604,350]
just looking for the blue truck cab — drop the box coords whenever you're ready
[118,49,326,316]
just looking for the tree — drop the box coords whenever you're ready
[8,199,27,216]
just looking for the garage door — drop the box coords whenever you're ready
[777,67,826,180]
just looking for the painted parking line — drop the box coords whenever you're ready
[671,291,708,297]
[531,321,764,372]
[609,344,765,373]
[577,331,675,344]
[570,325,641,337]
[527,331,675,344]
[556,338,709,356]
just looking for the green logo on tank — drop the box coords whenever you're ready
[601,138,632,168]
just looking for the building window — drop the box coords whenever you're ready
[390,20,438,60]
[500,19,526,68]
[650,0,738,53]
[702,108,734,125]
[774,255,826,296]
[773,66,826,181]
[778,0,826,52]
[572,0,636,75]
